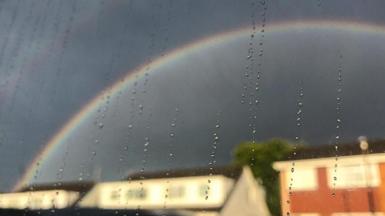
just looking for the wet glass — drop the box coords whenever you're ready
[0,1,385,216]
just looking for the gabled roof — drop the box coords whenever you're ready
[283,139,385,161]
[125,165,243,181]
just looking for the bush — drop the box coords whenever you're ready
[233,139,301,216]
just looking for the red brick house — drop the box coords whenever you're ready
[273,139,385,216]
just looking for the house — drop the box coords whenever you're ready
[0,166,269,216]
[273,139,385,216]
[0,181,94,210]
[78,166,270,216]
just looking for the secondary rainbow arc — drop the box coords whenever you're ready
[13,20,385,191]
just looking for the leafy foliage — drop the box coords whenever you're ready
[233,139,299,216]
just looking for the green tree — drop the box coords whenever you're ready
[233,139,298,216]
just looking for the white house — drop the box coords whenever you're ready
[79,166,270,216]
[0,166,269,216]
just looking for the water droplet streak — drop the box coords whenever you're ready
[287,82,304,214]
[164,107,180,210]
[333,52,344,195]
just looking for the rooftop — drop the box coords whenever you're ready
[17,181,95,193]
[284,139,385,161]
[125,165,243,181]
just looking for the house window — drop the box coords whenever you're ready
[286,167,318,191]
[327,164,380,188]
[126,188,147,200]
[198,184,210,198]
[168,185,185,199]
[110,190,121,200]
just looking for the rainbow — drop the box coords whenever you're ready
[13,20,385,191]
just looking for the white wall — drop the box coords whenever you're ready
[79,175,234,209]
[0,190,79,209]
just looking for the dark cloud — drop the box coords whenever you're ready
[1,0,385,191]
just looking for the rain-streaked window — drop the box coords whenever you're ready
[1,1,385,216]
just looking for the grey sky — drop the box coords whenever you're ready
[1,0,385,191]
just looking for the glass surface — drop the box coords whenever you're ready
[0,1,385,215]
